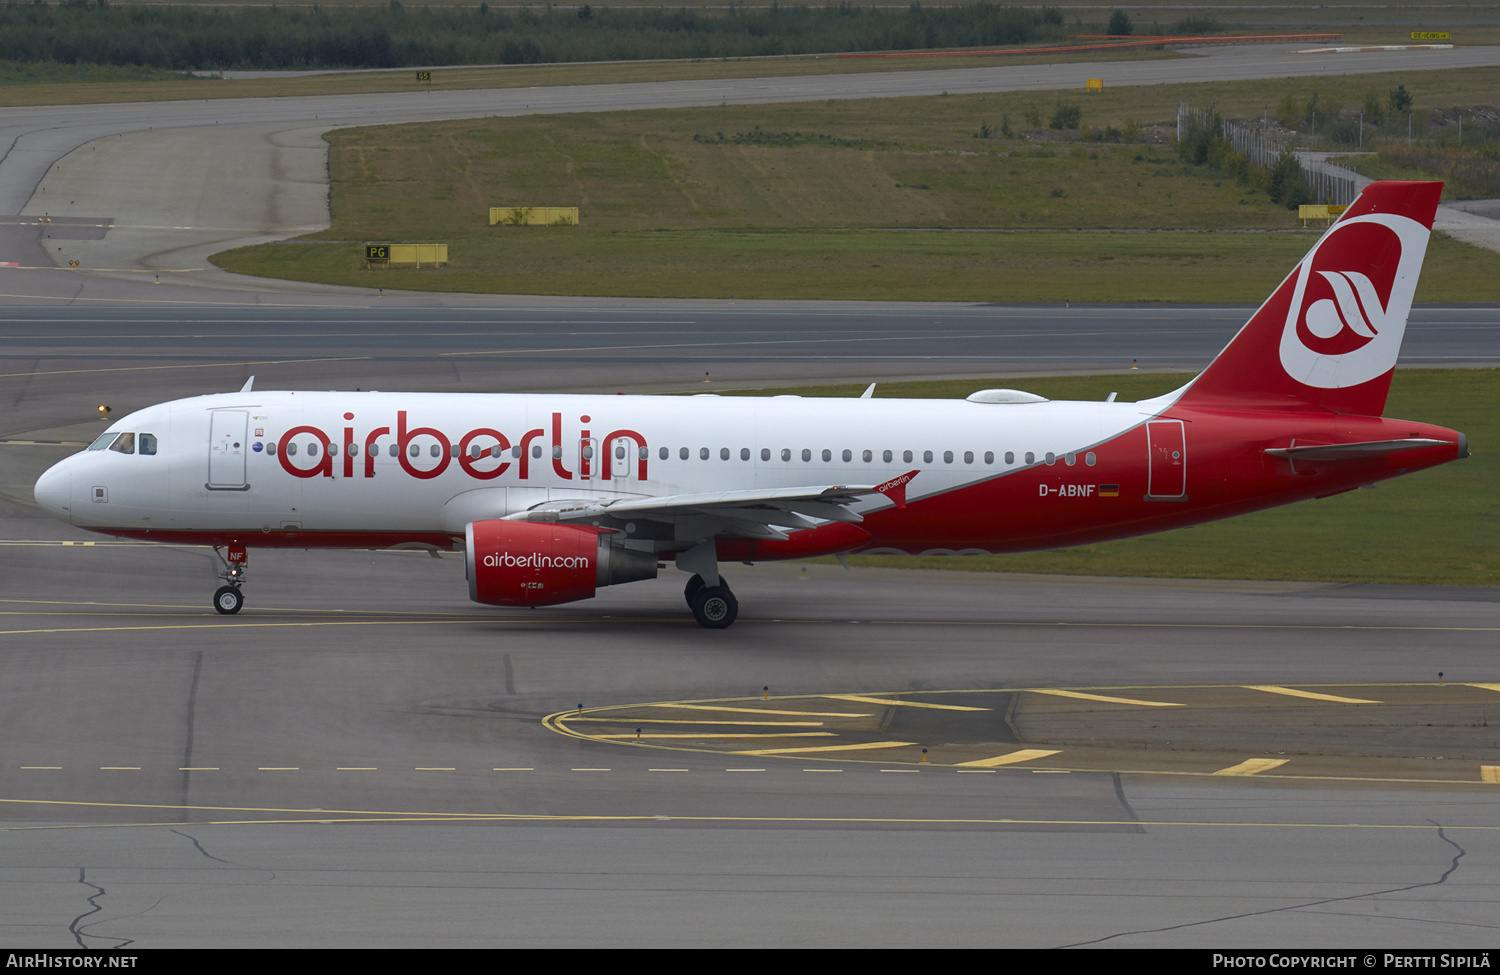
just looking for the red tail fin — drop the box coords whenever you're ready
[1176,181,1442,416]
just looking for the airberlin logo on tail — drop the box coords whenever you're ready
[1278,212,1430,389]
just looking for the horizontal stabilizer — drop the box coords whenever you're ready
[1265,438,1449,461]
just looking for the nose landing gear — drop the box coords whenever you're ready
[212,544,248,615]
[213,585,244,615]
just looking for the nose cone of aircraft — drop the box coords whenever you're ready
[33,460,71,524]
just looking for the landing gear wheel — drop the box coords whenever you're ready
[213,585,244,615]
[684,574,729,609]
[690,585,738,629]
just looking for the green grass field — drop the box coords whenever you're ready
[214,67,1500,302]
[732,370,1496,586]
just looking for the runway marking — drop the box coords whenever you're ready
[735,740,915,756]
[571,768,611,772]
[823,694,987,711]
[337,767,377,771]
[21,767,61,770]
[648,769,689,772]
[592,732,835,740]
[1470,684,1500,694]
[4,809,1499,831]
[572,717,825,727]
[956,749,1062,768]
[3,597,1498,635]
[99,767,140,771]
[1214,758,1290,776]
[649,703,870,717]
[542,682,1499,779]
[0,440,88,447]
[1031,689,1182,707]
[725,768,765,772]
[0,619,494,636]
[0,355,373,381]
[414,767,456,771]
[178,767,219,771]
[258,767,300,771]
[1482,767,1500,784]
[1244,685,1382,704]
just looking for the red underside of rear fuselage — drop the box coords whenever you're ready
[94,409,1463,560]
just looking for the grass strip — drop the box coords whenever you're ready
[212,71,1500,302]
[215,230,1498,304]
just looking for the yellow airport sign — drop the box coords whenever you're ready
[489,206,579,227]
[364,243,447,266]
[1411,31,1449,40]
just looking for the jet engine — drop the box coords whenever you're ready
[465,520,658,607]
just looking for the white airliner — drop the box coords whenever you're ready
[32,182,1467,627]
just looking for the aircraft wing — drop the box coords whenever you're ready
[503,472,919,540]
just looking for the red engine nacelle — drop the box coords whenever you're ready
[466,520,658,607]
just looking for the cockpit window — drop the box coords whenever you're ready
[139,433,158,456]
[87,433,118,451]
[108,432,136,455]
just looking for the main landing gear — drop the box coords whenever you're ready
[684,574,737,630]
[212,544,248,615]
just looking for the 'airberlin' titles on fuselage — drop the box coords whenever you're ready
[275,410,649,482]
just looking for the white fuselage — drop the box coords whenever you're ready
[37,389,1156,546]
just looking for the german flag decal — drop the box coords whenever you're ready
[1099,484,1120,497]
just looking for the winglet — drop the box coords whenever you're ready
[874,470,920,508]
[239,376,255,393]
[860,383,876,400]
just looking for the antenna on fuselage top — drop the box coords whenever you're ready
[239,376,255,393]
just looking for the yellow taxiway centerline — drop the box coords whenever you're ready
[823,694,988,711]
[1244,685,1382,704]
[1030,689,1183,707]
[569,718,825,727]
[735,740,916,756]
[590,732,836,740]
[1214,758,1291,775]
[956,749,1062,768]
[648,703,871,717]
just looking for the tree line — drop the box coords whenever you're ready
[0,1,1069,70]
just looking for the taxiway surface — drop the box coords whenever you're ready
[2,305,1498,948]
[3,43,1499,947]
[6,42,1500,297]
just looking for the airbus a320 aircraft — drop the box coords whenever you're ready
[33,182,1467,628]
